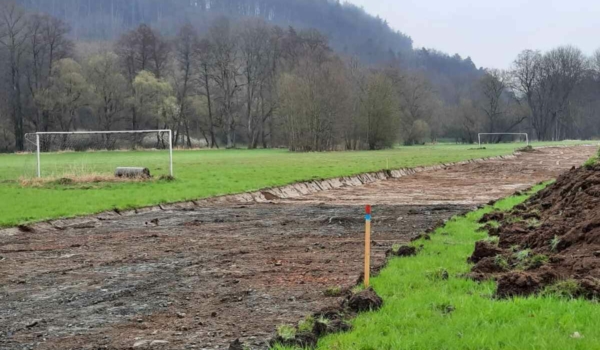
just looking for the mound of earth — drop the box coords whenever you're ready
[472,162,600,298]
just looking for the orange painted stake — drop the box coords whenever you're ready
[364,205,372,287]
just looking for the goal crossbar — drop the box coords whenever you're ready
[478,133,529,148]
[25,129,173,178]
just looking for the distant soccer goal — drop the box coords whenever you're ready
[24,130,173,179]
[478,133,529,148]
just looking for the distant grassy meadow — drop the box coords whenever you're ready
[0,141,592,227]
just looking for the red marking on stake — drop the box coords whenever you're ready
[365,205,371,215]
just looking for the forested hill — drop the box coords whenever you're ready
[17,0,410,62]
[16,0,477,73]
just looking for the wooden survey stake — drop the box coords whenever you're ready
[364,205,372,287]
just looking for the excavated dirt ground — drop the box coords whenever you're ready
[472,156,600,298]
[0,146,594,350]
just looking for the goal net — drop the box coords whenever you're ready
[478,133,529,148]
[23,130,173,180]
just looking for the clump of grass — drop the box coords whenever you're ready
[277,324,297,341]
[351,284,366,294]
[159,175,175,182]
[316,315,330,326]
[432,302,455,315]
[298,315,315,333]
[526,254,549,269]
[483,236,499,245]
[514,249,532,262]
[324,286,342,297]
[391,243,401,253]
[513,249,548,270]
[507,216,524,224]
[426,268,449,281]
[494,255,510,271]
[487,221,500,229]
[526,218,541,228]
[550,235,561,252]
[584,156,598,169]
[517,145,535,153]
[541,279,581,299]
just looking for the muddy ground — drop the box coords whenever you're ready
[0,146,594,350]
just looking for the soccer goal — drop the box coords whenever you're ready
[24,130,173,179]
[478,133,529,148]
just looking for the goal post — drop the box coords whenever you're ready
[24,129,173,179]
[478,133,529,148]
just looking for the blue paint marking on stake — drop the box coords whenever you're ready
[365,214,371,221]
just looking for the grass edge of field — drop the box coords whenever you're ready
[274,182,600,350]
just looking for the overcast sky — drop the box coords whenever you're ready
[346,0,599,69]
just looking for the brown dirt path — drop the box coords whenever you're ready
[283,146,595,205]
[0,146,594,350]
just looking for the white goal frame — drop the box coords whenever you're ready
[25,130,173,178]
[478,133,529,148]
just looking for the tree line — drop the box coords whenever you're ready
[0,0,599,153]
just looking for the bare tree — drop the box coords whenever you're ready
[115,24,171,131]
[173,23,197,147]
[85,51,128,145]
[453,98,483,144]
[209,17,241,148]
[398,72,437,145]
[194,37,218,148]
[479,69,507,134]
[361,72,400,149]
[279,54,350,152]
[512,47,585,140]
[26,13,72,137]
[238,18,281,149]
[0,0,28,150]
[44,58,90,133]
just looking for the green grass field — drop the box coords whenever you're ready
[0,141,591,227]
[275,185,600,350]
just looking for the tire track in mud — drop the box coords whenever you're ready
[0,146,595,350]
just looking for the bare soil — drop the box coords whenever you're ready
[0,146,594,350]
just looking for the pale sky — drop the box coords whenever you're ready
[346,0,599,69]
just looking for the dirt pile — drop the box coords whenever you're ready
[472,162,600,298]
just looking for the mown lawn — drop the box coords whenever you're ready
[0,141,590,227]
[298,185,600,350]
